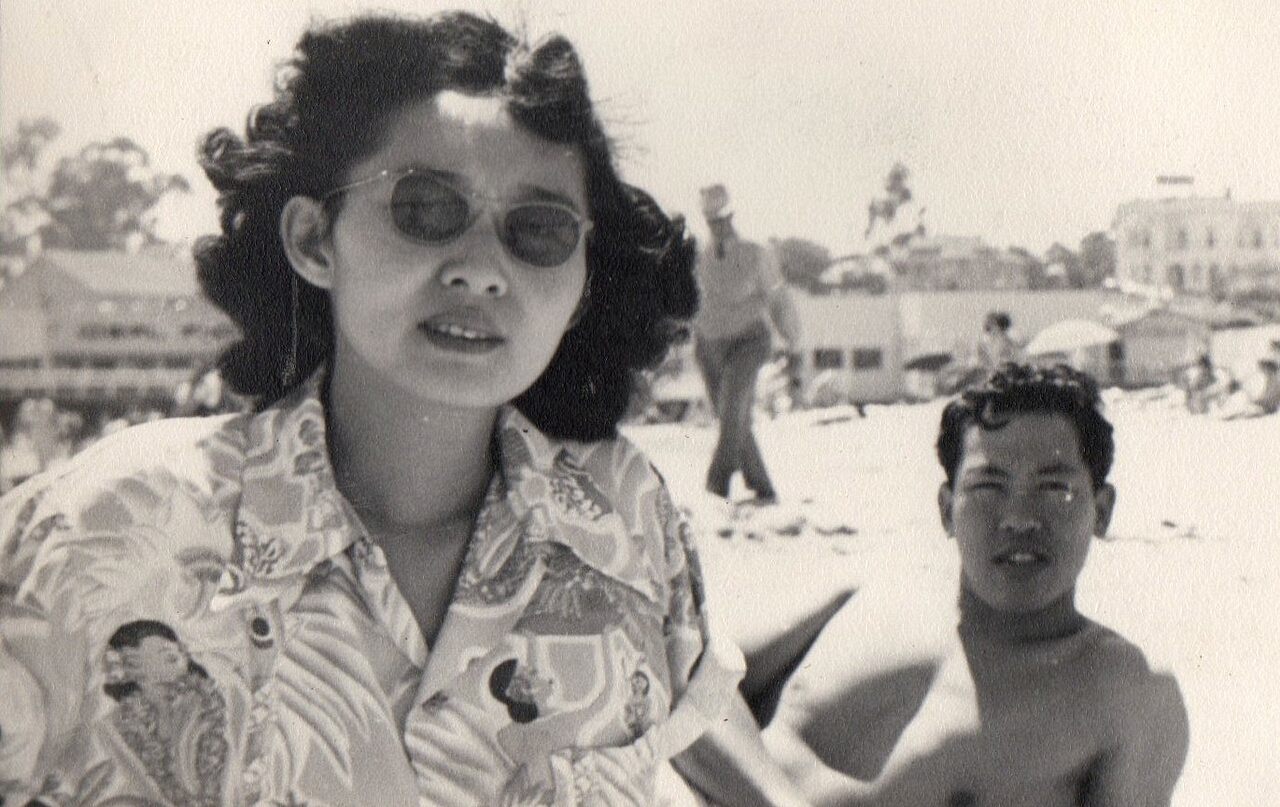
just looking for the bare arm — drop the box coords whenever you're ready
[1085,672,1190,807]
[673,690,814,807]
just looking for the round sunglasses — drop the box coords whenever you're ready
[323,168,593,268]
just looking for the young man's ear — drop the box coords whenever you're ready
[938,483,955,537]
[1092,483,1117,538]
[280,196,335,289]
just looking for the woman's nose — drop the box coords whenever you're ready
[437,216,510,296]
[438,263,508,296]
[438,249,509,297]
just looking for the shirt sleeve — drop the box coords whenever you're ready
[0,478,86,799]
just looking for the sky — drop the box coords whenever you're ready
[3,0,1280,256]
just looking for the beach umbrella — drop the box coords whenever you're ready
[1024,319,1119,356]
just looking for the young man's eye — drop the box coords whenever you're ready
[965,481,1003,493]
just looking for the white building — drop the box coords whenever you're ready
[1112,196,1280,298]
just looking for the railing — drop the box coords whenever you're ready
[0,367,195,400]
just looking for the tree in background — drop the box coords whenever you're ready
[44,137,189,251]
[865,162,926,252]
[1,117,60,282]
[1,118,189,286]
[1077,230,1116,288]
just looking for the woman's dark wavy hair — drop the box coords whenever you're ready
[195,11,697,441]
[936,362,1115,490]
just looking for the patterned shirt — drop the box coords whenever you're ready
[0,374,743,807]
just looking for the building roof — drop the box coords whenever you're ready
[25,247,202,298]
[1113,196,1280,222]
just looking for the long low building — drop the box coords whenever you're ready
[0,247,238,418]
[784,287,1261,404]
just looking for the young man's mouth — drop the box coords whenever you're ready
[994,547,1050,566]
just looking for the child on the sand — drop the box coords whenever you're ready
[759,363,1189,806]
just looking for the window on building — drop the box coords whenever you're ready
[1253,230,1264,249]
[813,349,845,370]
[1166,264,1185,290]
[1206,228,1215,247]
[851,348,883,371]
[1173,228,1188,250]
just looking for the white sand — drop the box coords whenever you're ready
[623,390,1280,806]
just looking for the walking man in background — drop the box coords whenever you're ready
[693,184,800,503]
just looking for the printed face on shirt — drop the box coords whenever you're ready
[129,635,189,687]
[310,91,589,410]
[938,412,1115,615]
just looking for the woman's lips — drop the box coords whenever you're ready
[420,313,504,353]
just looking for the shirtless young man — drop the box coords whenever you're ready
[760,363,1189,806]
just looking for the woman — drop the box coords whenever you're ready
[0,12,773,806]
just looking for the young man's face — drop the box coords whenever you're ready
[938,412,1115,615]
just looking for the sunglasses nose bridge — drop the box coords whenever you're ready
[437,208,511,298]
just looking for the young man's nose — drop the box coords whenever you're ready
[997,490,1046,535]
[998,516,1042,538]
[997,504,1044,538]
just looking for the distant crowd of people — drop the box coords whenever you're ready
[1176,340,1280,419]
[0,367,246,494]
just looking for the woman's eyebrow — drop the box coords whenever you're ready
[511,182,584,210]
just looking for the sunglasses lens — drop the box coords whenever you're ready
[390,174,471,242]
[385,172,583,267]
[503,205,583,267]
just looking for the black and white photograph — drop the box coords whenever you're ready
[1,2,1277,805]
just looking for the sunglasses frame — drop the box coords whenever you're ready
[321,167,593,268]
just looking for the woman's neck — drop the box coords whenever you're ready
[324,352,498,537]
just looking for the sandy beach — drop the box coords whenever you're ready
[623,388,1280,806]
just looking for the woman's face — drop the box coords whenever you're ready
[315,91,589,410]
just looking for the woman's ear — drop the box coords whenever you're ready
[280,196,335,289]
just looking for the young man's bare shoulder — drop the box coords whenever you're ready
[1067,619,1187,722]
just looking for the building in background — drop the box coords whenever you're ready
[887,235,1043,291]
[0,247,237,421]
[1112,194,1280,299]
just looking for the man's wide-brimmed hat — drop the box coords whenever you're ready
[699,184,734,221]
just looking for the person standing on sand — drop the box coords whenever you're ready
[759,363,1189,806]
[692,184,801,503]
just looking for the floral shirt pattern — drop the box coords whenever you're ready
[0,375,743,807]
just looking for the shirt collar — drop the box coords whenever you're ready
[215,371,663,608]
[491,407,664,604]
